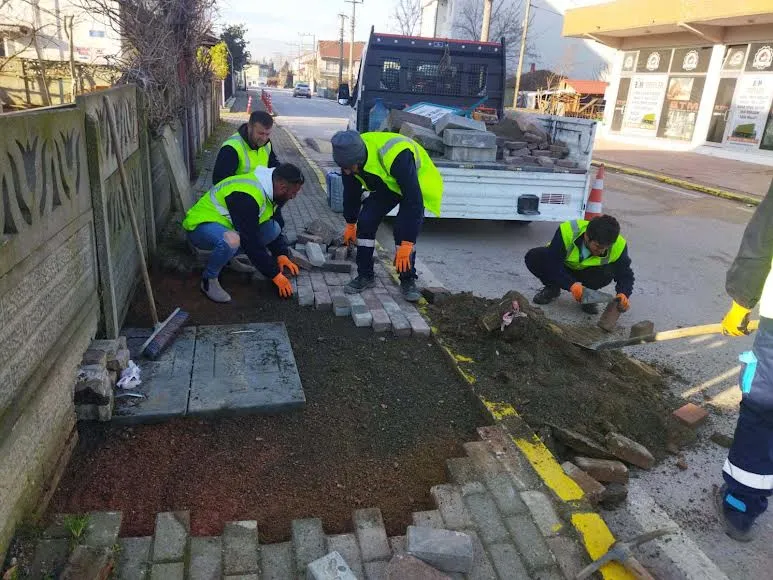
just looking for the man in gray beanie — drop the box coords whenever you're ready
[331,129,443,301]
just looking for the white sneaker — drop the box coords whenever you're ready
[201,277,231,303]
[227,254,256,274]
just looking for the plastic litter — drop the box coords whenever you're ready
[117,360,142,389]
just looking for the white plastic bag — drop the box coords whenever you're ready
[117,360,142,389]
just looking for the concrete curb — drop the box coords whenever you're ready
[592,160,761,206]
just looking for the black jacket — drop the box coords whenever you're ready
[212,123,280,185]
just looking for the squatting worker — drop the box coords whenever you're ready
[213,110,279,184]
[524,215,634,314]
[331,130,443,302]
[716,179,773,542]
[182,164,305,303]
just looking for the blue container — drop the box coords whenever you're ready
[326,171,344,213]
[368,98,388,132]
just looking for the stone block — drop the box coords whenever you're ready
[485,473,528,516]
[89,339,120,360]
[353,311,373,328]
[555,159,578,168]
[673,403,709,428]
[334,247,348,261]
[260,542,293,580]
[519,491,562,537]
[606,432,655,469]
[314,289,332,311]
[381,109,434,132]
[431,484,473,530]
[406,526,473,573]
[463,493,509,545]
[512,112,549,139]
[223,521,259,575]
[292,519,327,575]
[420,287,450,304]
[546,536,586,579]
[326,534,365,578]
[561,462,605,505]
[117,537,152,580]
[446,457,480,487]
[444,145,496,163]
[306,242,327,267]
[298,284,315,307]
[84,511,123,548]
[82,349,108,367]
[487,543,529,579]
[333,295,351,317]
[524,132,545,144]
[412,510,444,529]
[310,272,327,292]
[386,554,452,580]
[353,508,391,562]
[504,515,556,572]
[599,482,629,507]
[442,129,497,149]
[30,538,70,579]
[371,308,391,332]
[537,157,554,168]
[76,403,113,422]
[504,141,528,150]
[551,426,614,459]
[290,248,315,270]
[61,545,114,580]
[75,364,112,405]
[405,312,431,336]
[298,233,325,245]
[322,260,354,273]
[150,562,184,580]
[532,149,552,157]
[574,457,629,484]
[305,219,339,246]
[550,144,570,157]
[189,537,222,580]
[306,551,357,580]
[151,511,189,563]
[401,123,445,153]
[364,560,388,580]
[108,348,130,372]
[435,113,486,135]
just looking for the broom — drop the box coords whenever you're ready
[103,96,189,359]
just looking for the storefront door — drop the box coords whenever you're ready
[611,78,630,132]
[706,78,737,143]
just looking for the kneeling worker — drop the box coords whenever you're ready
[331,130,443,302]
[182,164,305,302]
[524,215,634,314]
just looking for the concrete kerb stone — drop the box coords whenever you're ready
[307,551,357,580]
[326,534,365,578]
[292,518,327,575]
[151,511,189,564]
[353,508,391,563]
[223,520,259,575]
[405,526,473,573]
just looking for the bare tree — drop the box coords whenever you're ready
[391,0,421,36]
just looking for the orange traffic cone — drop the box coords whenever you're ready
[585,164,604,220]
[246,95,252,114]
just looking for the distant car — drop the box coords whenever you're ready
[293,83,312,98]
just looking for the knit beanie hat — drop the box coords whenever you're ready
[331,130,367,167]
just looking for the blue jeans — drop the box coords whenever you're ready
[187,221,281,279]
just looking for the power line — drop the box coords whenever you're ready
[531,3,564,17]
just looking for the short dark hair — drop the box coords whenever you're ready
[249,110,274,128]
[273,163,305,185]
[586,215,620,246]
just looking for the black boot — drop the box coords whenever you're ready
[345,274,376,294]
[533,286,560,305]
[400,278,422,302]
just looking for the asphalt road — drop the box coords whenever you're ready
[262,89,772,578]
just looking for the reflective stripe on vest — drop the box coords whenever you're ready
[559,219,626,270]
[376,136,423,173]
[723,458,773,490]
[182,175,271,232]
[208,177,267,220]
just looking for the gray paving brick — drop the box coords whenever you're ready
[260,542,294,580]
[462,530,497,580]
[293,518,327,575]
[307,551,358,580]
[405,312,431,336]
[298,284,315,306]
[314,289,332,310]
[189,536,222,580]
[364,560,388,580]
[464,493,510,545]
[505,515,556,572]
[117,537,151,580]
[488,543,529,579]
[333,294,351,316]
[322,260,354,273]
[546,536,586,579]
[326,533,365,578]
[464,442,506,483]
[446,457,481,485]
[430,484,473,530]
[520,491,563,537]
[150,562,184,580]
[406,526,473,573]
[151,511,189,563]
[486,473,529,517]
[323,271,341,286]
[223,520,259,575]
[353,508,391,562]
[411,510,444,529]
[370,308,391,332]
[353,310,373,327]
[310,272,327,292]
[84,511,123,548]
[478,427,540,490]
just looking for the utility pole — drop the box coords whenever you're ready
[513,0,532,109]
[344,0,363,88]
[337,12,348,88]
[480,0,493,42]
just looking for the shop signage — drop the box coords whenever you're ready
[724,46,747,71]
[725,75,773,147]
[623,75,668,135]
[746,43,773,73]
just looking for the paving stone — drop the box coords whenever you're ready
[150,562,184,580]
[412,510,444,529]
[323,271,341,286]
[376,294,412,337]
[464,493,510,545]
[353,508,391,562]
[82,349,108,366]
[260,542,294,580]
[326,534,365,578]
[306,551,357,580]
[463,441,506,482]
[421,287,451,304]
[115,537,151,580]
[188,537,222,580]
[293,519,327,575]
[435,113,486,134]
[61,545,114,580]
[556,159,578,168]
[605,432,655,469]
[673,402,709,428]
[533,149,552,157]
[477,426,541,491]
[352,310,374,328]
[108,348,131,371]
[443,146,496,163]
[389,535,407,556]
[520,491,562,537]
[381,109,434,132]
[461,530,497,580]
[84,511,123,548]
[332,294,351,316]
[504,515,556,572]
[386,554,452,580]
[310,272,327,292]
[561,461,605,505]
[504,140,528,150]
[335,246,348,261]
[371,308,391,332]
[315,289,333,310]
[487,543,529,579]
[289,247,315,270]
[406,526,473,573]
[89,338,120,359]
[442,128,497,149]
[523,131,545,144]
[322,260,354,273]
[298,284,315,306]
[364,560,389,580]
[486,473,528,516]
[30,538,70,579]
[551,426,614,459]
[431,484,473,530]
[546,536,587,579]
[537,156,555,167]
[297,233,324,245]
[151,511,189,563]
[223,521,259,575]
[573,457,629,484]
[224,575,259,579]
[306,242,327,267]
[400,122,445,153]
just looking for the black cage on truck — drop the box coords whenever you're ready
[353,28,507,132]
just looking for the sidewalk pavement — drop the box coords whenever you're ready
[593,138,772,202]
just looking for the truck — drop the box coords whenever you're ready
[338,28,598,223]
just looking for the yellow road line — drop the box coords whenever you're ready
[572,513,636,580]
[514,435,584,502]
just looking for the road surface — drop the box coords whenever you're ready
[263,88,772,578]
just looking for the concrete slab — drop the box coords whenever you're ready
[189,323,305,416]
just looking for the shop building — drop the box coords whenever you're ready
[563,1,773,163]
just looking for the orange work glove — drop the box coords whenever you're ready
[394,241,414,273]
[615,293,630,312]
[570,282,584,302]
[272,273,293,298]
[277,255,299,276]
[343,223,357,246]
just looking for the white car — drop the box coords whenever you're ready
[293,83,311,98]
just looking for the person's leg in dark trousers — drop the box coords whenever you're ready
[572,265,615,290]
[351,189,399,285]
[392,202,424,301]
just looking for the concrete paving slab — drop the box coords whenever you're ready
[189,323,305,416]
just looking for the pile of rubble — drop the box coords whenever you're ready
[75,337,131,422]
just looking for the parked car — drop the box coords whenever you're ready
[293,83,311,98]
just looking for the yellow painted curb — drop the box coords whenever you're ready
[572,513,636,580]
[514,435,585,502]
[593,160,761,206]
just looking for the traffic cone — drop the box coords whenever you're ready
[585,164,604,220]
[246,95,252,114]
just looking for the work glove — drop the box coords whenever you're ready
[615,293,630,312]
[394,241,415,273]
[343,223,357,246]
[277,255,299,276]
[570,282,584,303]
[272,273,293,298]
[722,301,751,337]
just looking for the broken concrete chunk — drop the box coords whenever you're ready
[381,109,434,132]
[434,113,486,135]
[306,551,357,580]
[599,482,629,508]
[513,112,549,141]
[630,320,656,338]
[441,128,497,149]
[60,545,114,580]
[401,122,445,153]
[532,150,552,157]
[75,364,112,403]
[289,248,314,270]
[386,554,452,580]
[405,526,473,573]
[305,243,327,267]
[551,426,614,459]
[606,432,655,469]
[573,457,629,484]
[88,339,119,360]
[561,462,605,505]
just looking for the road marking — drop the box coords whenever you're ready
[626,482,730,580]
[619,174,703,198]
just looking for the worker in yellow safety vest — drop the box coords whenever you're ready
[213,110,279,184]
[331,130,443,302]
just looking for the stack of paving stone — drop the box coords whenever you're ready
[498,113,578,170]
[399,113,498,163]
[75,337,131,422]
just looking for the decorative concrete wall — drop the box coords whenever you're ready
[0,104,100,556]
[77,85,155,338]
